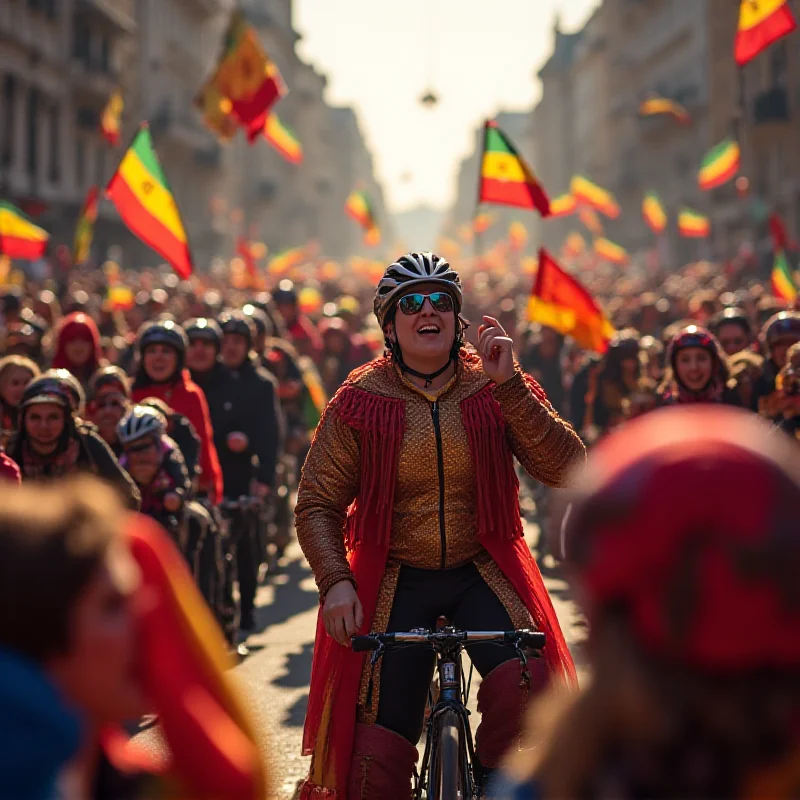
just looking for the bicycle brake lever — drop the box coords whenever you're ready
[516,645,531,689]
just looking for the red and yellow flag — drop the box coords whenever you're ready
[549,193,578,218]
[73,185,99,266]
[268,246,305,276]
[529,249,615,352]
[678,208,711,238]
[479,120,550,216]
[571,176,620,219]
[642,192,667,235]
[579,206,604,237]
[0,201,49,259]
[594,237,629,265]
[236,236,258,279]
[194,74,238,141]
[100,90,123,146]
[699,139,740,191]
[735,0,797,66]
[264,113,303,165]
[105,124,193,279]
[639,96,691,124]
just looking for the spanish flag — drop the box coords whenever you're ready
[100,90,123,146]
[72,185,99,266]
[735,0,796,67]
[105,124,193,279]
[678,208,711,238]
[594,237,629,265]
[771,249,797,303]
[549,193,577,218]
[642,192,667,235]
[479,120,550,216]
[528,249,615,353]
[571,175,620,219]
[264,113,303,165]
[639,96,691,125]
[0,201,49,259]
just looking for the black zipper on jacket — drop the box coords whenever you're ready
[430,400,447,570]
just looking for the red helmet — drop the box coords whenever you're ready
[563,406,800,670]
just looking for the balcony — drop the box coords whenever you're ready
[753,86,789,125]
[74,0,136,35]
[150,101,219,154]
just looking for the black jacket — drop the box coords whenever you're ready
[192,359,283,496]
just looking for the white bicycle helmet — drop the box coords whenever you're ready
[374,252,462,329]
[117,405,165,446]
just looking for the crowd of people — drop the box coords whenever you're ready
[0,246,798,799]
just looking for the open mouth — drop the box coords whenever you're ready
[417,324,441,336]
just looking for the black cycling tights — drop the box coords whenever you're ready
[375,562,518,746]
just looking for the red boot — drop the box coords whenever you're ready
[347,723,419,800]
[474,657,549,769]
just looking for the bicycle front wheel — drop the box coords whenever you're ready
[431,708,468,800]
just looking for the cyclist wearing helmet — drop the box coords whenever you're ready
[273,280,323,362]
[771,341,800,441]
[137,396,202,486]
[709,306,753,356]
[41,368,86,419]
[7,376,140,508]
[755,310,800,416]
[658,325,736,406]
[296,252,584,799]
[87,366,131,456]
[498,406,800,799]
[131,320,223,506]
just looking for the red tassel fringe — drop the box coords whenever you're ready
[298,781,338,799]
[461,386,524,541]
[331,386,405,550]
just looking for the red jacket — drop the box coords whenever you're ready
[132,371,223,504]
[0,452,20,485]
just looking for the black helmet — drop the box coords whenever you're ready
[218,309,255,347]
[607,329,641,359]
[761,311,800,352]
[242,304,272,339]
[89,365,131,399]
[273,280,297,305]
[185,317,222,348]
[41,369,86,415]
[20,376,74,412]
[710,307,751,337]
[374,252,462,329]
[136,319,188,356]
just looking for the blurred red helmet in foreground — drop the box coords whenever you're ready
[563,406,800,670]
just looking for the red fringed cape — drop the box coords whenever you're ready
[300,379,577,799]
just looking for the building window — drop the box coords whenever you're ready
[76,138,86,189]
[73,18,91,65]
[771,42,787,88]
[26,88,39,179]
[1,76,15,170]
[48,103,60,184]
[100,36,111,74]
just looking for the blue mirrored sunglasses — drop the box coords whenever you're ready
[397,292,454,316]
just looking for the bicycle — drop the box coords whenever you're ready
[352,625,546,800]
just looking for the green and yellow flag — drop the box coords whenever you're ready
[73,185,99,266]
[105,124,193,279]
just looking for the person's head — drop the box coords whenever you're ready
[217,309,255,370]
[776,342,800,402]
[668,325,726,394]
[0,355,40,411]
[53,312,101,374]
[117,406,165,486]
[41,369,86,417]
[135,320,187,385]
[729,350,764,409]
[761,311,800,369]
[710,307,752,356]
[242,304,272,354]
[0,477,144,728]
[19,377,75,455]
[374,252,464,378]
[534,407,800,798]
[273,281,298,325]
[88,367,131,444]
[319,316,350,357]
[638,335,665,383]
[604,329,641,384]
[537,325,563,359]
[184,318,221,375]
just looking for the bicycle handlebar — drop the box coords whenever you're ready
[351,629,546,653]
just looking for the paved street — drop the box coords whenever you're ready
[136,520,585,800]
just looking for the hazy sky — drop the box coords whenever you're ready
[294,0,601,214]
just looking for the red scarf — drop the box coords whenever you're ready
[299,377,577,798]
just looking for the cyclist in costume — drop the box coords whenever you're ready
[296,252,584,799]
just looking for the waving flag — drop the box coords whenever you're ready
[735,0,796,66]
[594,237,629,265]
[529,249,615,352]
[264,113,303,164]
[678,208,711,238]
[549,194,578,218]
[100,90,123,146]
[73,185,99,266]
[579,206,604,237]
[345,190,380,245]
[771,250,797,303]
[105,124,193,278]
[479,120,550,216]
[699,139,740,190]
[563,232,586,257]
[642,192,668,234]
[268,246,305,276]
[0,201,49,259]
[571,176,620,219]
[639,96,691,124]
